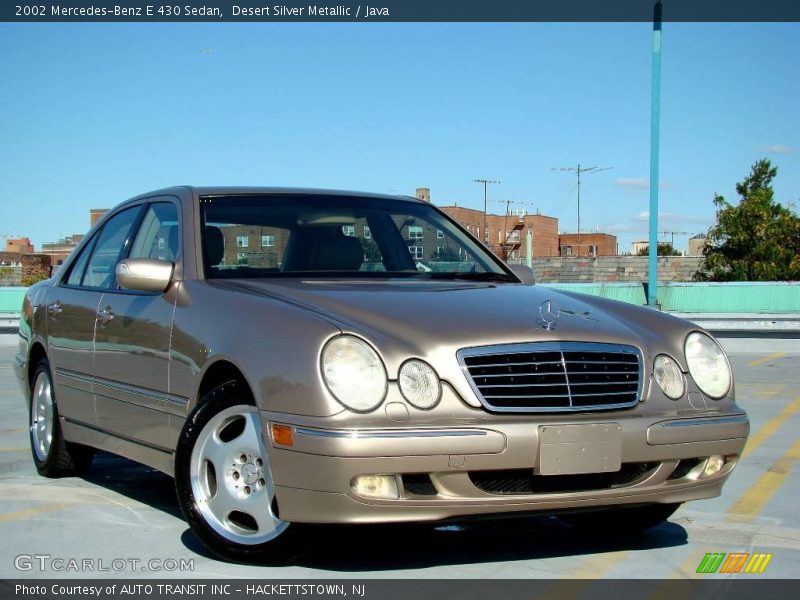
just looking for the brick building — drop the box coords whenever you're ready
[4,237,34,254]
[41,234,84,267]
[437,205,560,260]
[90,209,108,226]
[40,208,109,267]
[558,232,618,257]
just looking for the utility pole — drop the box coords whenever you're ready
[551,164,612,247]
[648,0,663,307]
[473,179,500,245]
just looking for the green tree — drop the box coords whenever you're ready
[696,159,800,281]
[636,242,682,256]
[433,246,461,261]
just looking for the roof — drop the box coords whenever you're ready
[131,186,424,204]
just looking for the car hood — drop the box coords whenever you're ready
[219,279,647,355]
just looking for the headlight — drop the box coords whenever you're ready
[398,360,442,410]
[684,332,731,399]
[321,335,387,412]
[653,354,685,400]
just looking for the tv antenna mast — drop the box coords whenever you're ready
[551,164,612,241]
[473,178,501,243]
[659,230,688,248]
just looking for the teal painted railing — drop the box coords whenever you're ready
[0,287,26,313]
[545,282,800,313]
[544,283,647,306]
[657,282,800,313]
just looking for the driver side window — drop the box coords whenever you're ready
[129,202,180,262]
[81,206,142,290]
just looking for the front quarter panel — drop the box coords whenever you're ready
[169,280,344,417]
[15,281,52,399]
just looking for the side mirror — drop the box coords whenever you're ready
[508,263,535,286]
[116,258,174,293]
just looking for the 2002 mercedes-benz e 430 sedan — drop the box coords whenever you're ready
[15,187,749,561]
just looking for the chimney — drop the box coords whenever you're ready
[416,187,431,203]
[90,209,108,226]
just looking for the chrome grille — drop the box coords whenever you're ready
[457,342,643,413]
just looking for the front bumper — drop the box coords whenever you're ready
[263,411,749,524]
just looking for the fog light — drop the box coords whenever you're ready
[703,455,725,477]
[351,475,399,499]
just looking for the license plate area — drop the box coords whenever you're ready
[536,423,622,476]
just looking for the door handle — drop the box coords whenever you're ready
[97,306,115,325]
[47,301,63,316]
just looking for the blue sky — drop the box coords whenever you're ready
[1,22,798,253]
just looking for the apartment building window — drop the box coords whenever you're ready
[363,226,371,239]
[436,229,444,239]
[236,235,249,248]
[408,225,424,240]
[237,252,249,265]
[409,245,424,260]
[342,225,355,237]
[261,234,275,247]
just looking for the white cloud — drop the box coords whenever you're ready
[615,178,670,190]
[760,144,792,155]
[635,211,709,226]
[615,178,650,189]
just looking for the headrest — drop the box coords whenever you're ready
[205,226,225,266]
[309,234,364,271]
[166,226,180,261]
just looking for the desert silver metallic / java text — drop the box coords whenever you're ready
[189,406,288,545]
[31,371,54,460]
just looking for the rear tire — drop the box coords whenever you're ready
[559,503,682,534]
[174,381,301,563]
[29,358,94,478]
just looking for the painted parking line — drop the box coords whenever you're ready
[545,550,631,596]
[0,502,71,523]
[755,385,786,400]
[742,397,800,458]
[727,438,800,523]
[647,550,706,600]
[748,352,785,368]
[0,447,28,452]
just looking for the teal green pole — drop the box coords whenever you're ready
[648,1,662,306]
[526,229,532,268]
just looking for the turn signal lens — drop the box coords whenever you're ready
[653,354,685,400]
[351,475,399,499]
[399,360,442,410]
[271,424,294,447]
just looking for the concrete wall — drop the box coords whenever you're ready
[530,256,703,283]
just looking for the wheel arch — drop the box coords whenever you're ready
[192,358,257,412]
[27,341,48,387]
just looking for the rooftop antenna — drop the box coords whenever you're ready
[473,179,501,244]
[659,230,688,249]
[551,164,612,243]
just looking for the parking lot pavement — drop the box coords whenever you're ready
[0,343,798,579]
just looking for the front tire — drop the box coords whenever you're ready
[29,358,94,478]
[174,382,299,563]
[559,503,682,534]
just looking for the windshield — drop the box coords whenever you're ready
[200,194,516,281]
